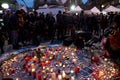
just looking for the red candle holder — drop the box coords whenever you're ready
[74,66,79,74]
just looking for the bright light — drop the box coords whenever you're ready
[1,3,9,9]
[101,5,105,8]
[71,5,75,10]
[76,13,78,15]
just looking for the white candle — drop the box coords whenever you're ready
[71,52,74,56]
[71,76,75,80]
[71,70,74,73]
[16,78,19,80]
[72,58,77,63]
[59,63,62,67]
[58,75,62,80]
[51,73,56,80]
[62,71,66,78]
[50,68,53,72]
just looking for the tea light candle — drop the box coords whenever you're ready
[46,60,50,65]
[50,68,54,72]
[63,65,65,68]
[104,58,107,62]
[46,67,49,71]
[49,56,53,60]
[62,55,66,59]
[33,56,37,63]
[16,78,19,80]
[70,70,74,74]
[62,71,66,78]
[72,58,77,63]
[59,63,62,67]
[32,68,36,78]
[71,53,74,56]
[43,66,45,70]
[71,76,75,80]
[58,74,62,80]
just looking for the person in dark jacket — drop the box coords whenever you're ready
[74,34,84,49]
[0,27,4,54]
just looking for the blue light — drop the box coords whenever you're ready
[82,0,88,4]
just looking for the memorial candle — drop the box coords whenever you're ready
[32,51,35,57]
[33,56,37,63]
[45,52,49,58]
[37,73,42,80]
[74,66,79,74]
[62,71,66,78]
[25,65,28,72]
[58,74,62,80]
[25,56,30,64]
[10,68,15,74]
[45,60,50,65]
[71,76,75,80]
[31,63,35,69]
[32,68,36,78]
[51,73,56,80]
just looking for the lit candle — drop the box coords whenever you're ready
[74,66,79,74]
[49,56,53,60]
[63,65,65,68]
[46,67,49,71]
[45,60,50,65]
[51,73,56,80]
[37,73,42,80]
[58,74,62,80]
[33,56,37,63]
[45,52,49,58]
[71,52,74,56]
[62,71,66,78]
[71,76,75,80]
[72,58,77,63]
[62,55,66,59]
[59,63,62,67]
[25,56,30,64]
[71,70,74,74]
[50,68,53,72]
[25,65,28,72]
[31,63,35,69]
[16,78,19,80]
[41,62,45,67]
[32,68,36,78]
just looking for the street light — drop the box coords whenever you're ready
[1,3,9,9]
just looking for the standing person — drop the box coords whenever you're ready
[18,9,26,46]
[0,27,4,54]
[2,10,12,44]
[8,10,22,49]
[56,10,64,40]
[47,12,55,41]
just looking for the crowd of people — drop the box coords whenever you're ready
[0,9,120,55]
